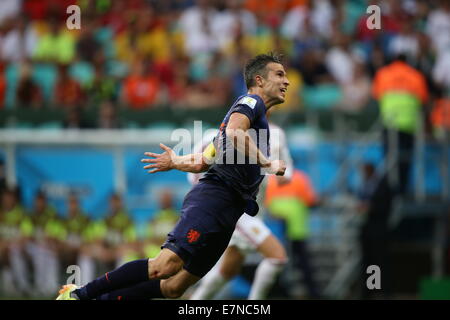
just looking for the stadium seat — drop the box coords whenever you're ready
[302,84,342,110]
[32,63,58,102]
[69,61,95,86]
[5,63,20,108]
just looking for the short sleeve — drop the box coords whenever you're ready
[231,96,263,125]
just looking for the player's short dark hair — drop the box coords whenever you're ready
[244,52,284,89]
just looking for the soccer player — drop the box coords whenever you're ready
[56,52,289,300]
[189,123,292,300]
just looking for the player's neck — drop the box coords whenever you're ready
[247,89,276,111]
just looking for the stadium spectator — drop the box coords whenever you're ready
[102,193,137,267]
[0,15,38,63]
[28,190,63,296]
[177,0,220,56]
[53,63,84,108]
[280,3,309,41]
[432,50,450,92]
[336,62,372,114]
[23,0,77,22]
[15,63,43,109]
[167,55,191,107]
[96,100,122,129]
[430,88,450,140]
[212,0,257,49]
[0,63,5,108]
[147,189,179,246]
[114,8,157,64]
[372,53,428,194]
[0,161,5,193]
[33,18,76,64]
[325,32,364,85]
[357,163,393,300]
[0,0,22,26]
[63,107,92,129]
[76,18,102,63]
[297,49,333,86]
[265,169,321,299]
[184,51,232,109]
[0,187,33,296]
[244,0,288,29]
[60,192,93,285]
[84,62,119,105]
[387,18,420,62]
[425,0,450,55]
[100,0,131,36]
[121,59,161,109]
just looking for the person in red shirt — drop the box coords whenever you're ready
[53,63,84,108]
[121,59,161,109]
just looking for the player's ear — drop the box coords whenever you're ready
[255,74,264,87]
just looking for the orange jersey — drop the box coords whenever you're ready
[372,61,428,103]
[431,98,450,129]
[265,170,316,207]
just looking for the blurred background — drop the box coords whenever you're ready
[0,0,449,300]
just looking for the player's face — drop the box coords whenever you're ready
[261,63,290,104]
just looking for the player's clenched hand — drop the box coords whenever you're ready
[267,159,286,176]
[141,143,175,173]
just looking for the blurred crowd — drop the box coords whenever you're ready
[0,0,448,132]
[0,185,179,297]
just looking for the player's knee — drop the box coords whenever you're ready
[220,263,241,279]
[148,256,183,279]
[266,257,288,269]
[161,281,187,299]
[265,246,288,262]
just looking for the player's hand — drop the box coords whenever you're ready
[267,160,286,176]
[141,143,175,173]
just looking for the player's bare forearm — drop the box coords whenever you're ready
[172,153,210,173]
[226,113,270,167]
[226,128,270,167]
[141,143,209,174]
[226,113,286,176]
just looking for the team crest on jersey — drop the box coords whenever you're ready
[187,229,201,243]
[239,96,257,109]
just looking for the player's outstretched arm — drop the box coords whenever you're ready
[141,143,210,174]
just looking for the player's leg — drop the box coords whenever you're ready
[96,267,200,300]
[190,245,245,299]
[161,269,201,298]
[64,248,183,300]
[249,233,287,300]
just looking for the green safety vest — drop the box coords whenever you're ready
[83,220,108,243]
[1,206,34,238]
[65,213,90,236]
[268,197,309,241]
[44,218,68,241]
[380,92,421,134]
[104,210,137,244]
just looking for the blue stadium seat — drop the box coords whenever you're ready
[69,61,95,86]
[32,63,57,102]
[5,63,20,108]
[302,84,342,110]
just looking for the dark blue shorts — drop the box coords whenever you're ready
[161,179,245,277]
